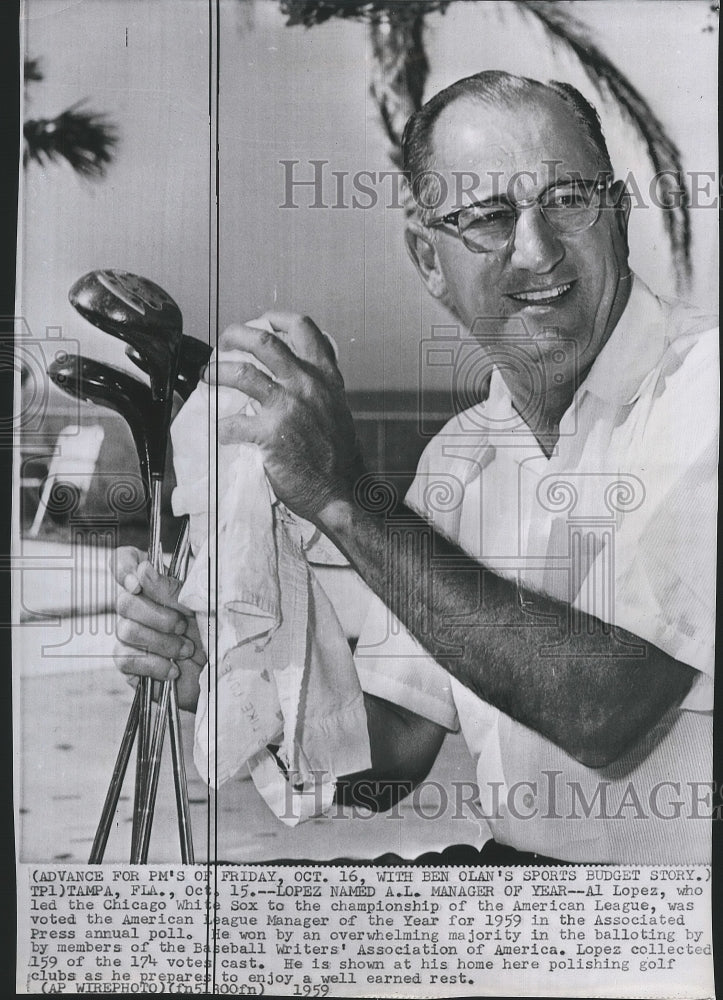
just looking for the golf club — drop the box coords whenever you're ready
[47,353,162,525]
[126,333,211,403]
[124,333,210,861]
[49,337,209,862]
[69,269,183,408]
[47,354,174,859]
[68,271,185,862]
[67,271,184,607]
[129,334,210,861]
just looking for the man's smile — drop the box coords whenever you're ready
[506,280,576,305]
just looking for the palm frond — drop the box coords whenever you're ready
[279,1,451,28]
[516,0,691,290]
[279,1,448,167]
[23,102,118,179]
[368,7,430,167]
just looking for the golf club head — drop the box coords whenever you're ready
[68,269,183,406]
[126,334,211,403]
[48,353,166,509]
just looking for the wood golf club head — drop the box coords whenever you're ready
[68,269,183,407]
[48,353,166,510]
[126,334,211,403]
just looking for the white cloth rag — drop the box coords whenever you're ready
[170,319,370,825]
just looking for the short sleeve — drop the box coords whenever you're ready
[611,434,717,708]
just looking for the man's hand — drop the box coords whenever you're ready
[111,547,206,712]
[203,312,366,525]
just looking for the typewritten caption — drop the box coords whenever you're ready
[17,865,713,997]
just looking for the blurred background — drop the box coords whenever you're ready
[14,0,717,862]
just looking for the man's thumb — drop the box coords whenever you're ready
[135,560,190,612]
[110,546,144,592]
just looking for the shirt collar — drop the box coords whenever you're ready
[575,274,667,407]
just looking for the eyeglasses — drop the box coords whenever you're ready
[427,179,611,253]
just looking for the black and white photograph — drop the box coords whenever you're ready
[13,0,718,995]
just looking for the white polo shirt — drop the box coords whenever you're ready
[354,277,717,863]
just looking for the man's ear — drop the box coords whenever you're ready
[404,220,448,300]
[610,179,631,237]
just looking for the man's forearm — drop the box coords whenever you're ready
[319,497,694,767]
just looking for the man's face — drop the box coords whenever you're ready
[419,93,631,393]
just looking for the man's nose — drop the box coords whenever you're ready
[508,205,564,273]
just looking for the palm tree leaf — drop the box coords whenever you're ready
[279,1,451,28]
[516,0,691,290]
[23,102,118,179]
[368,7,431,167]
[279,1,447,167]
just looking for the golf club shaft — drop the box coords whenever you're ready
[88,685,141,864]
[137,676,195,864]
[131,478,165,860]
[90,517,193,863]
[169,682,195,864]
[166,523,195,863]
[135,676,171,862]
[136,521,194,863]
[130,680,153,860]
[90,475,162,863]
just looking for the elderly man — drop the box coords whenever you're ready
[113,72,716,864]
